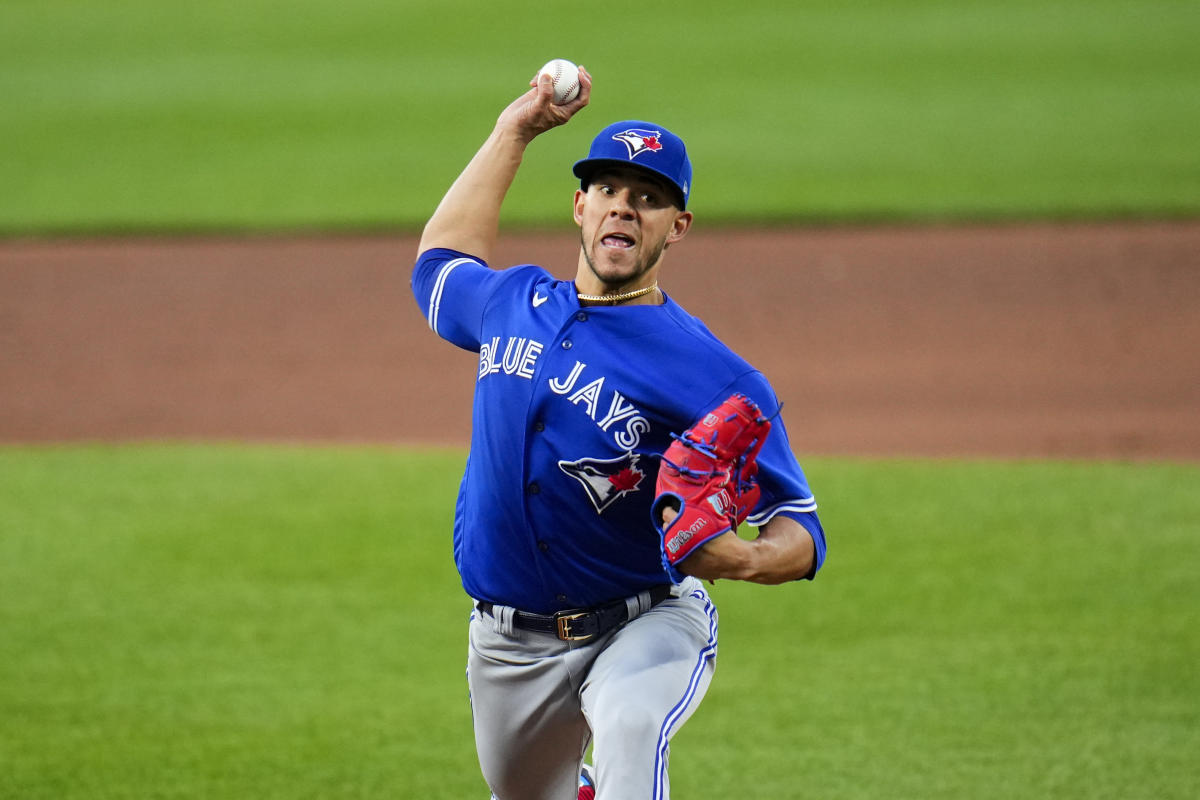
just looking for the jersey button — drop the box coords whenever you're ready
[533,421,545,432]
[575,311,588,322]
[527,482,540,495]
[556,594,568,603]
[538,541,550,553]
[561,339,573,350]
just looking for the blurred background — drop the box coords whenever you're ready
[3,0,1198,232]
[2,2,1198,798]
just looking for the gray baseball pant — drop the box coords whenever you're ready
[468,577,717,800]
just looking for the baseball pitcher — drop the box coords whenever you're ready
[411,64,827,800]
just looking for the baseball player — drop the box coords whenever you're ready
[411,66,827,800]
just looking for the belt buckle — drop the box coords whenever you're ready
[554,610,591,642]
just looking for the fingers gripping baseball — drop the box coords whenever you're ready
[652,394,771,582]
[498,63,591,141]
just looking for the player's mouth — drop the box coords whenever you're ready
[600,233,635,249]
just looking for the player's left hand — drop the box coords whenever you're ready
[651,393,770,583]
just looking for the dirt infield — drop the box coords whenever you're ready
[2,222,1198,460]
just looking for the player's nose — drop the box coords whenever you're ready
[608,188,636,218]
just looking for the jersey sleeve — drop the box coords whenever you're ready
[725,372,828,579]
[412,247,502,351]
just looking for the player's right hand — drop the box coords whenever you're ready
[498,65,592,143]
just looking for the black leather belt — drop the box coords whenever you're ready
[477,584,674,642]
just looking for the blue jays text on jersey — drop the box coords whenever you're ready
[413,247,827,614]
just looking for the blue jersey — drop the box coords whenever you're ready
[413,247,826,614]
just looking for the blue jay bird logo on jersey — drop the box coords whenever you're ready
[612,129,664,160]
[558,452,646,513]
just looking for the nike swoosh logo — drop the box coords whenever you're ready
[532,293,549,307]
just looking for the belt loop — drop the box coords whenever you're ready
[626,588,651,620]
[491,604,516,636]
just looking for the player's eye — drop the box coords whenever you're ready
[639,191,667,208]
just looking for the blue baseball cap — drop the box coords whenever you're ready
[572,120,692,209]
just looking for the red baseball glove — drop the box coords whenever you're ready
[652,393,771,582]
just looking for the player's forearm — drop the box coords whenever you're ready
[418,68,591,262]
[683,516,815,584]
[741,515,816,583]
[417,127,530,263]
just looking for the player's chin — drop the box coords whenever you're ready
[590,247,643,280]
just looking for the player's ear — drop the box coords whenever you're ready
[667,210,693,244]
[573,189,586,226]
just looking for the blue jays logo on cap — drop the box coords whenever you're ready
[611,129,665,160]
[572,119,693,208]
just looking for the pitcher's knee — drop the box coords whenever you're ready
[598,699,664,745]
[481,765,544,800]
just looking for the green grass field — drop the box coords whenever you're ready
[2,445,1197,798]
[3,0,1199,233]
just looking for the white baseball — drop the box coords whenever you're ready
[537,58,581,105]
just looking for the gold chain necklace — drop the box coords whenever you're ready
[576,282,659,305]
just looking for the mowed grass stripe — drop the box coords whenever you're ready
[1,446,1196,798]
